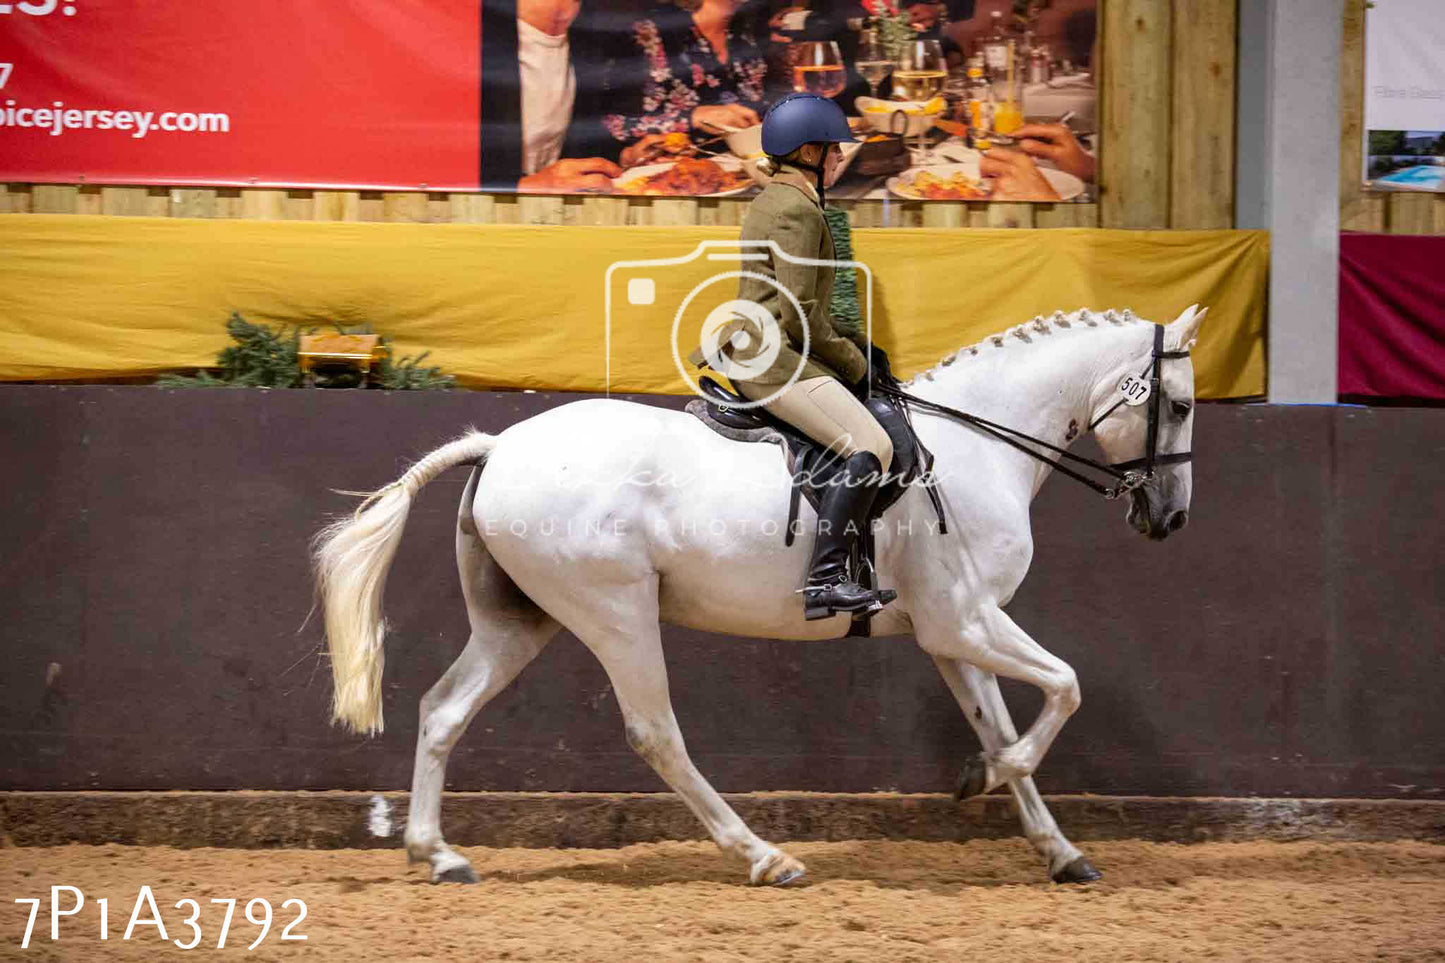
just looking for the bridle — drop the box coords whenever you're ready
[873,323,1194,501]
[1085,322,1194,493]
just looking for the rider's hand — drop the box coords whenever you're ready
[691,104,761,135]
[517,157,623,193]
[1013,123,1097,183]
[980,149,1061,202]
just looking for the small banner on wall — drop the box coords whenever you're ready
[0,0,1097,202]
[1363,0,1445,192]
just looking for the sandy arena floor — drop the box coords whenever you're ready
[2,839,1442,961]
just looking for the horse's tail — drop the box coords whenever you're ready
[312,429,498,736]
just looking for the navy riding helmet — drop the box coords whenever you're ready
[760,92,858,157]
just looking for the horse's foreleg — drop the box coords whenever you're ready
[556,576,805,886]
[405,529,559,883]
[930,656,1101,883]
[916,604,1080,795]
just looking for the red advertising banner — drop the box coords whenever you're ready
[0,1,481,190]
[2,1,1099,200]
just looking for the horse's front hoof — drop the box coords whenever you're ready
[751,851,807,887]
[1051,856,1103,885]
[434,864,479,885]
[953,754,989,800]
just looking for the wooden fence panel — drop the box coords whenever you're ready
[239,189,286,221]
[314,191,361,222]
[1100,0,1173,229]
[77,185,103,216]
[171,189,218,219]
[1170,0,1235,229]
[1035,203,1101,228]
[1387,194,1437,235]
[1340,0,1387,233]
[100,187,168,217]
[31,185,79,214]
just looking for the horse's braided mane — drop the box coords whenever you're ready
[900,307,1143,387]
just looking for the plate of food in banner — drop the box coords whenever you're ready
[614,155,753,197]
[887,164,993,200]
[887,162,1085,202]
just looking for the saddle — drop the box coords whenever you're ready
[685,376,947,638]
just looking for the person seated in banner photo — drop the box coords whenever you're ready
[899,0,970,66]
[761,1,973,114]
[480,0,630,192]
[600,0,770,166]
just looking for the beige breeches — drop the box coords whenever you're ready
[737,376,894,472]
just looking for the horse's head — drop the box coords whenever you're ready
[1089,305,1206,541]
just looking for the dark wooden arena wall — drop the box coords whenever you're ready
[1,387,1440,799]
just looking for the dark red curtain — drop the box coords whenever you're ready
[1339,232,1445,399]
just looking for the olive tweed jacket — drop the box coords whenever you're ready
[688,167,869,387]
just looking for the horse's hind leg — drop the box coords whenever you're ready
[404,527,560,883]
[540,574,805,886]
[931,657,1101,884]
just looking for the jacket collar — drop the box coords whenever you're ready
[771,166,820,206]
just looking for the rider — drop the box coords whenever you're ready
[690,92,897,620]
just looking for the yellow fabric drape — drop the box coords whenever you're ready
[0,215,1267,398]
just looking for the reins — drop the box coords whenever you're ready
[873,324,1193,501]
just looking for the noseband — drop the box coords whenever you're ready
[1086,322,1193,496]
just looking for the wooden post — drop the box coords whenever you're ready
[921,202,967,228]
[382,192,431,223]
[31,186,79,214]
[1339,0,1386,232]
[239,188,287,220]
[985,203,1035,229]
[649,198,699,226]
[314,191,362,222]
[101,187,166,217]
[1034,202,1101,228]
[1387,194,1436,235]
[171,189,218,219]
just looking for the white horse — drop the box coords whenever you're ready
[314,304,1206,887]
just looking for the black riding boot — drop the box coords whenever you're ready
[802,450,897,620]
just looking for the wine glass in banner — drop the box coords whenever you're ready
[855,29,893,102]
[894,39,947,165]
[791,41,847,98]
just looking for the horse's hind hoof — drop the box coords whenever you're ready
[953,755,989,800]
[434,865,479,885]
[1051,856,1103,885]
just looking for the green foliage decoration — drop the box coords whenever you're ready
[157,313,454,390]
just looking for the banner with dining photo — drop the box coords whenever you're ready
[1362,0,1445,193]
[493,0,1100,203]
[0,0,1097,201]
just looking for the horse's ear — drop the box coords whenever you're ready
[1171,304,1207,352]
